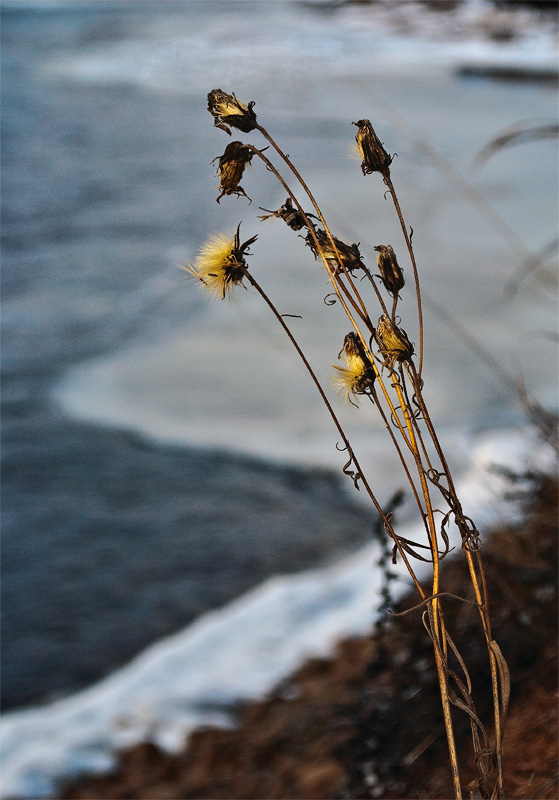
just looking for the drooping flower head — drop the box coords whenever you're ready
[352,119,393,177]
[375,314,414,368]
[374,244,405,296]
[258,197,315,231]
[305,229,365,276]
[207,89,257,136]
[212,141,255,204]
[332,332,376,404]
[186,224,257,299]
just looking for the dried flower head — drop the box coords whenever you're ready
[185,224,257,299]
[258,197,314,231]
[332,332,376,404]
[352,119,393,177]
[207,89,257,136]
[375,314,414,367]
[305,229,365,276]
[212,141,255,204]
[375,245,405,296]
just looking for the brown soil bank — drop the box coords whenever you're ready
[61,474,558,800]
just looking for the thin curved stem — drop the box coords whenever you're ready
[248,142,413,450]
[368,388,430,538]
[241,266,427,599]
[384,175,424,376]
[388,367,461,795]
[404,359,506,793]
[360,264,390,316]
[254,126,374,325]
[247,144,372,331]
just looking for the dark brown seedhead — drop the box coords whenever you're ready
[352,119,393,177]
[374,245,405,296]
[339,332,369,363]
[233,223,258,261]
[258,197,314,231]
[306,229,365,276]
[375,313,414,368]
[207,89,257,135]
[220,223,258,290]
[212,141,254,204]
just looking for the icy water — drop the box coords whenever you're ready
[1,0,380,710]
[2,0,557,717]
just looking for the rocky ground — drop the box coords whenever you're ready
[60,473,557,800]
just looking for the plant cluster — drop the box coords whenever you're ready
[188,88,511,799]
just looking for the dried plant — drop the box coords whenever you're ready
[187,89,515,799]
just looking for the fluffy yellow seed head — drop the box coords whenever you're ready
[186,225,257,300]
[186,233,244,299]
[332,354,373,404]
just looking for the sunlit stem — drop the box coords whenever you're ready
[464,548,506,797]
[405,359,506,793]
[390,366,461,797]
[368,388,431,540]
[428,609,464,800]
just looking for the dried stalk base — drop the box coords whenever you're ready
[60,477,558,800]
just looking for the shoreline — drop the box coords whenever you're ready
[1,426,555,799]
[59,473,558,799]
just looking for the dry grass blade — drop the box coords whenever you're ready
[489,640,511,733]
[183,88,536,798]
[473,120,559,168]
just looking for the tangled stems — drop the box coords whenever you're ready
[386,366,462,796]
[245,141,420,459]
[239,264,427,600]
[403,358,507,796]
[250,126,502,797]
[247,137,374,332]
[200,90,509,798]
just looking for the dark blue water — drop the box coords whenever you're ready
[1,3,376,710]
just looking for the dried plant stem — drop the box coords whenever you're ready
[434,624,464,799]
[404,358,506,793]
[355,83,551,282]
[379,366,461,793]
[247,145,372,331]
[241,266,428,600]
[368,388,430,532]
[248,144,415,452]
[383,175,424,375]
[391,293,398,321]
[200,91,514,798]
[254,127,376,329]
[464,548,506,798]
[360,264,390,316]
[253,129,468,795]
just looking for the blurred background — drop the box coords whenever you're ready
[2,0,557,718]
